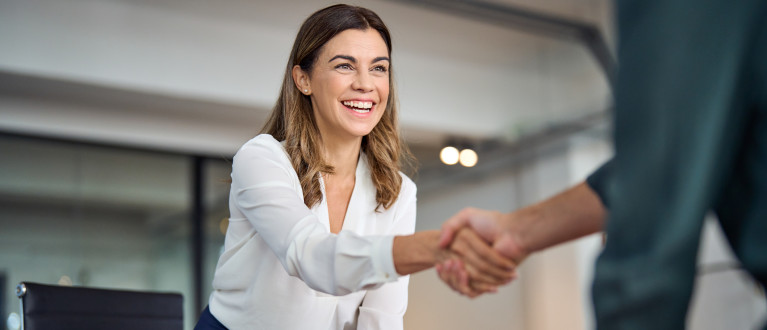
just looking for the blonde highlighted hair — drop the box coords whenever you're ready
[261,4,414,210]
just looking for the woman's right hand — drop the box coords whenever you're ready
[435,228,517,298]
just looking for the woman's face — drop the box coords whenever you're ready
[299,28,390,143]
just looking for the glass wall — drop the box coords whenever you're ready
[0,134,229,330]
[202,158,231,308]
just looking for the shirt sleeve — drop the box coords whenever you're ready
[585,158,613,209]
[356,177,417,330]
[231,136,398,296]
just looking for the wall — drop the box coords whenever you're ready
[0,0,611,152]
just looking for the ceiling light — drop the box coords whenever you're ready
[459,149,478,167]
[440,146,459,165]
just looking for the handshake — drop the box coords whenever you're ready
[393,183,604,297]
[432,207,527,298]
[422,182,606,297]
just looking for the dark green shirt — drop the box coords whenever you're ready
[586,0,767,329]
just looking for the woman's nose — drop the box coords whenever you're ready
[351,71,374,92]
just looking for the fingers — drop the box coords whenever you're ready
[436,259,484,298]
[462,228,516,270]
[438,208,474,248]
[469,280,498,294]
[436,259,503,298]
[450,228,516,285]
[462,260,514,288]
[436,259,464,294]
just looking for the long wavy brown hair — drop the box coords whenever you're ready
[261,4,414,211]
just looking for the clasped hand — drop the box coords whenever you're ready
[436,208,528,298]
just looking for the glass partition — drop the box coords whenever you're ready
[0,135,197,329]
[201,158,231,311]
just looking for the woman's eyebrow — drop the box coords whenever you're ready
[328,55,390,64]
[329,55,356,63]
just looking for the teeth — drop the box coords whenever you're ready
[343,101,373,109]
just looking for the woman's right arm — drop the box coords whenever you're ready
[234,136,513,296]
[232,136,401,296]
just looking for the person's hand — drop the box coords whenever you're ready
[436,208,529,297]
[434,227,517,298]
[440,207,528,262]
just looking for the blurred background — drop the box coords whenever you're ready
[0,0,764,329]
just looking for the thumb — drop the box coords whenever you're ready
[493,234,526,263]
[438,209,472,248]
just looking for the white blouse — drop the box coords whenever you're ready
[208,134,417,330]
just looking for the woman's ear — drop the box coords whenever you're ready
[292,65,311,95]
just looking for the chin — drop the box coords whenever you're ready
[347,125,377,138]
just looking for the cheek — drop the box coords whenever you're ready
[378,80,390,102]
[311,73,346,100]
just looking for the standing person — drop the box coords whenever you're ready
[438,0,767,328]
[195,4,515,330]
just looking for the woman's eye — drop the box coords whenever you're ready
[336,63,353,70]
[372,65,388,73]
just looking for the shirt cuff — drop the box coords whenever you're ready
[371,235,399,283]
[586,159,614,209]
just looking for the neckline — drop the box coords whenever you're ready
[317,152,366,233]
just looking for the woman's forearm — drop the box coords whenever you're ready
[392,229,516,286]
[392,230,441,275]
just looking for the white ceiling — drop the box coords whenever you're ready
[0,0,612,154]
[486,0,611,22]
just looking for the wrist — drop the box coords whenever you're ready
[504,207,539,257]
[392,230,441,275]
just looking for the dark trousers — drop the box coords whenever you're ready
[194,306,228,330]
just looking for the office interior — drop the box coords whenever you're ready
[0,0,765,329]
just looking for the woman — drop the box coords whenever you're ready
[196,4,514,329]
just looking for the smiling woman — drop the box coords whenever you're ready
[194,4,516,330]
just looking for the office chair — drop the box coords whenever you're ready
[16,281,183,330]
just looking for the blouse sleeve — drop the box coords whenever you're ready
[356,177,417,330]
[231,136,399,296]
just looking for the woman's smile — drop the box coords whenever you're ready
[341,99,376,116]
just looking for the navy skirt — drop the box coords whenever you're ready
[194,306,228,330]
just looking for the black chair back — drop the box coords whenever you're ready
[16,281,183,330]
